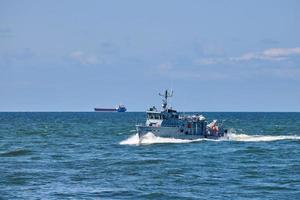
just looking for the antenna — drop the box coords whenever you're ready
[159,89,173,110]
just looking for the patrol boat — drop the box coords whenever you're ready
[136,90,227,139]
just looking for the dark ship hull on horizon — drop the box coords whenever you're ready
[94,108,117,112]
[94,105,127,112]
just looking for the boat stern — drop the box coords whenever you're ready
[136,124,150,138]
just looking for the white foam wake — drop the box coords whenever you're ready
[226,133,300,142]
[120,132,300,145]
[119,132,208,145]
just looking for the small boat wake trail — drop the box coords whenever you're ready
[120,131,300,145]
[226,133,300,142]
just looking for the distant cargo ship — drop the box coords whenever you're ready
[94,104,127,112]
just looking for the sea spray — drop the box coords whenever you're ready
[120,132,209,145]
[120,131,300,145]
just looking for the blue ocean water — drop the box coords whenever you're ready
[0,112,300,199]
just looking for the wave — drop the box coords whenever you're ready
[120,131,300,145]
[0,148,32,157]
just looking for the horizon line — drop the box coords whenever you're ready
[1,111,300,113]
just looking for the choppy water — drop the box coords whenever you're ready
[1,112,300,199]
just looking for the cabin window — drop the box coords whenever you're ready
[155,114,160,119]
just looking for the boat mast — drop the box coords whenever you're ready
[159,89,173,110]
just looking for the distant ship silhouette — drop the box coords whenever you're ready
[94,104,127,112]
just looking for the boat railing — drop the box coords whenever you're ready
[179,114,206,122]
[136,122,145,126]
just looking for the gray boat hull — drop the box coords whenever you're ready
[136,125,225,140]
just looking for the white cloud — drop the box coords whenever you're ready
[193,47,300,66]
[157,47,300,81]
[231,47,300,61]
[69,51,100,65]
[263,48,300,57]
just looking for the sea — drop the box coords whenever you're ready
[0,112,300,199]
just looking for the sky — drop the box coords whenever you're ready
[0,0,300,111]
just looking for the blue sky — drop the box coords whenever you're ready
[0,0,300,111]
